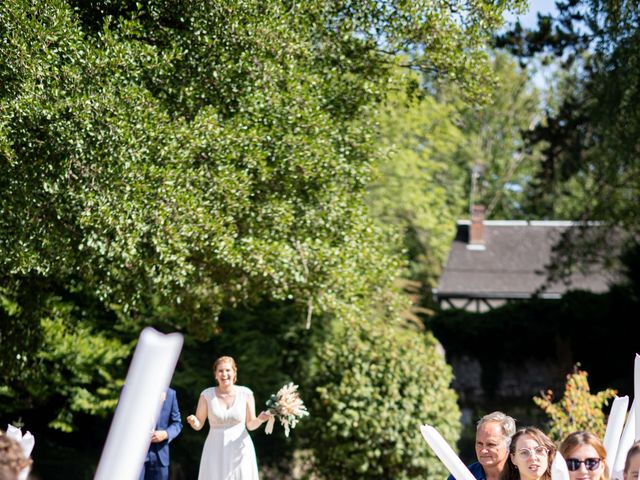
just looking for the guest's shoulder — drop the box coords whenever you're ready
[467,461,486,480]
[446,461,485,480]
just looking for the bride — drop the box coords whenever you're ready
[187,356,270,479]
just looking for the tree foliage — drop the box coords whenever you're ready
[1,0,524,442]
[496,0,640,271]
[0,283,130,432]
[367,71,468,292]
[456,51,545,220]
[0,0,525,331]
[366,54,544,318]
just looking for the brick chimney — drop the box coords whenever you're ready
[469,204,486,249]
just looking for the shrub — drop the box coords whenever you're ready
[307,316,460,479]
[533,367,616,442]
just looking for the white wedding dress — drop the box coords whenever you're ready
[197,386,260,480]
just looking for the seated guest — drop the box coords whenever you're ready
[559,431,609,480]
[624,441,640,480]
[500,427,555,480]
[448,411,516,480]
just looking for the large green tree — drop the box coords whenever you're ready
[367,75,468,298]
[457,51,545,220]
[496,0,640,275]
[366,53,544,312]
[1,0,523,461]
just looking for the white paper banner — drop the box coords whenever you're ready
[635,354,640,441]
[420,424,476,480]
[94,327,183,480]
[603,395,630,470]
[551,451,570,480]
[612,399,636,480]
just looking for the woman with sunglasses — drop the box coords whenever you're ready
[559,431,609,480]
[624,441,640,480]
[501,427,556,480]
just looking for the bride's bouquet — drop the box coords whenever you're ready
[264,382,309,437]
[5,424,34,480]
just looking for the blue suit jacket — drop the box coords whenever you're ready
[145,388,183,467]
[446,461,486,480]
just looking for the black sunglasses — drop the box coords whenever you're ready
[566,458,601,471]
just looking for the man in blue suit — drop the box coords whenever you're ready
[140,388,183,480]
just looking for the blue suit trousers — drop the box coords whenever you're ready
[139,460,169,480]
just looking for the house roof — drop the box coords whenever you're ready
[435,220,616,300]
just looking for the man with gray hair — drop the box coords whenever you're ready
[447,411,516,480]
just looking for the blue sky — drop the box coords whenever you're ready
[504,0,559,29]
[502,0,561,91]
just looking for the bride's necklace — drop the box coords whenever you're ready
[217,386,235,397]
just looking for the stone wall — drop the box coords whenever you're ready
[449,354,565,405]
